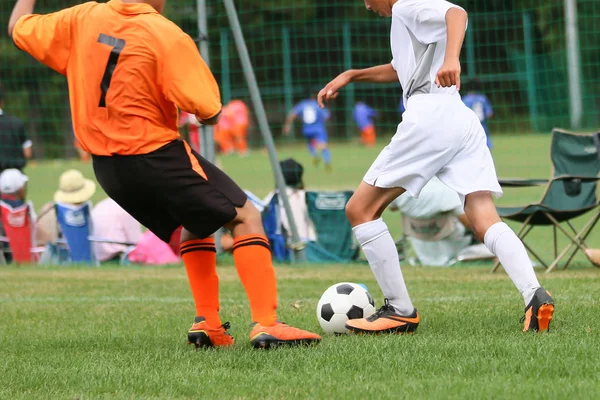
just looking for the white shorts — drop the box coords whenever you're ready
[363,94,502,201]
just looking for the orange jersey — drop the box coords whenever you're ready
[12,1,221,155]
[227,100,249,127]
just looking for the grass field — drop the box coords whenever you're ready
[2,134,600,399]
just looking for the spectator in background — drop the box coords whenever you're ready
[227,99,250,157]
[268,158,317,243]
[91,197,143,263]
[0,84,32,174]
[35,169,96,247]
[462,78,494,149]
[388,176,492,266]
[283,90,332,172]
[353,101,378,147]
[0,168,28,208]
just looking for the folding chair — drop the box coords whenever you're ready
[261,190,359,263]
[305,191,359,263]
[492,128,600,273]
[0,200,40,264]
[54,201,97,265]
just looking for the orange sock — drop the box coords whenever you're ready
[232,234,278,326]
[181,238,221,327]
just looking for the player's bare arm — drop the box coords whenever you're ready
[282,112,297,135]
[7,0,35,36]
[435,7,468,89]
[318,63,397,108]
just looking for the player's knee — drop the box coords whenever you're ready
[232,200,262,228]
[346,198,379,226]
[470,224,487,243]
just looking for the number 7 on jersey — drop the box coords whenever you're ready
[97,34,126,107]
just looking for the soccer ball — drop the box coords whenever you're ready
[316,282,376,334]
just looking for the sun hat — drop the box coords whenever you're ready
[54,169,96,204]
[0,169,28,194]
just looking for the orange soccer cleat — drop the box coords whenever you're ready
[345,298,420,334]
[187,317,234,348]
[249,321,321,349]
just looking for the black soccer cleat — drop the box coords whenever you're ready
[522,287,555,332]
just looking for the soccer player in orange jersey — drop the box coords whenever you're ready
[8,0,321,349]
[227,99,250,156]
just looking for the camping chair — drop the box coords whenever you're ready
[492,128,600,273]
[0,200,41,264]
[261,192,291,262]
[304,191,359,263]
[54,201,97,265]
[261,190,359,263]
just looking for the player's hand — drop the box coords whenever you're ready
[435,59,461,90]
[317,71,352,108]
[283,125,290,136]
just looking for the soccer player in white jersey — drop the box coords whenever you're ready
[317,0,555,334]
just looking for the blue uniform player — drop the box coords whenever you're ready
[462,78,493,149]
[284,93,332,171]
[353,102,377,147]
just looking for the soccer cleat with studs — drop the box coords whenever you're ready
[187,317,234,348]
[522,287,555,332]
[249,321,321,349]
[345,298,420,334]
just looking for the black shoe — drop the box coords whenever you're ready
[522,288,555,332]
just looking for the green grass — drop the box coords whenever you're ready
[1,266,599,399]
[3,133,600,398]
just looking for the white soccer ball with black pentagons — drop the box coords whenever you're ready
[316,282,376,334]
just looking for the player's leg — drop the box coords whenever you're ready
[304,135,320,166]
[176,143,320,348]
[368,126,376,147]
[438,101,554,332]
[92,149,232,348]
[463,191,554,332]
[233,125,248,156]
[179,229,233,348]
[341,97,464,334]
[343,182,420,334]
[314,131,331,171]
[361,126,376,147]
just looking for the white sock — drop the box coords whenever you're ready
[484,222,540,305]
[353,218,414,315]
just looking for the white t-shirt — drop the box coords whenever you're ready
[390,0,466,104]
[391,176,463,219]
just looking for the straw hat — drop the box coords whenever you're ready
[54,169,96,204]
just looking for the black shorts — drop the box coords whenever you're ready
[92,140,247,242]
